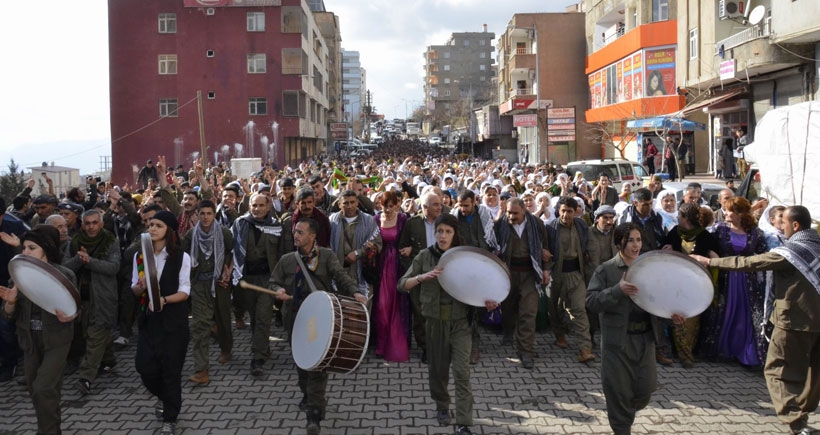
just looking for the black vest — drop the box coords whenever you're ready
[140,249,188,332]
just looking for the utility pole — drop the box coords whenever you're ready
[364,90,373,142]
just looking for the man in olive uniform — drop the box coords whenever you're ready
[398,192,443,363]
[585,205,618,346]
[231,193,283,376]
[328,190,381,298]
[494,198,551,369]
[693,206,820,435]
[270,218,366,435]
[182,200,234,384]
[546,196,594,363]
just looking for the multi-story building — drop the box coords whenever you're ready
[496,13,589,164]
[310,1,342,153]
[584,0,689,168]
[677,0,817,173]
[342,49,366,136]
[423,28,495,137]
[108,0,331,183]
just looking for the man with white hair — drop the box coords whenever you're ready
[398,192,443,363]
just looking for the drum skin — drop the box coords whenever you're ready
[437,246,511,307]
[140,233,162,312]
[291,291,369,374]
[8,255,80,317]
[625,250,714,319]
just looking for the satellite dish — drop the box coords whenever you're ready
[749,6,765,25]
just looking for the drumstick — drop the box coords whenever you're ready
[239,280,281,296]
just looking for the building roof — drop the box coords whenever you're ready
[28,166,78,172]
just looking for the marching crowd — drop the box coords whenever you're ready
[0,138,818,435]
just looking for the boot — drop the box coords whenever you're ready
[188,370,209,384]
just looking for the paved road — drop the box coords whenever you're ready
[0,317,806,435]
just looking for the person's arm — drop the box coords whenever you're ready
[586,266,629,313]
[703,251,790,272]
[86,239,122,277]
[163,253,191,306]
[328,252,366,302]
[398,251,426,292]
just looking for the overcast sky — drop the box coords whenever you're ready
[0,0,574,174]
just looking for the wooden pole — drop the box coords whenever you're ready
[197,90,207,164]
[239,280,281,297]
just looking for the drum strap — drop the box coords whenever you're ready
[295,253,319,294]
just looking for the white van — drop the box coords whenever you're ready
[565,159,650,191]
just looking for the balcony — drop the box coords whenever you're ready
[508,52,535,72]
[715,19,771,55]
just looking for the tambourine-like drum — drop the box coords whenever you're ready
[140,233,162,312]
[8,255,81,317]
[625,250,714,319]
[437,246,511,307]
[291,291,369,374]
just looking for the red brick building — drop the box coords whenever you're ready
[108,0,332,183]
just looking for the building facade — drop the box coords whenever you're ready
[108,0,331,183]
[310,2,342,154]
[342,49,366,137]
[497,13,589,165]
[423,29,496,138]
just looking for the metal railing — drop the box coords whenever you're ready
[514,88,533,95]
[715,19,771,55]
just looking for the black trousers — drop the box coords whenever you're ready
[135,316,189,423]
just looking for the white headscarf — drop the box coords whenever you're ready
[654,189,678,232]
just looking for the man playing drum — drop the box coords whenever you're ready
[270,218,366,435]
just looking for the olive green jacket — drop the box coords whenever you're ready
[398,248,470,321]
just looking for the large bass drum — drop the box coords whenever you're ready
[625,250,714,319]
[291,291,369,374]
[8,255,81,317]
[437,246,511,307]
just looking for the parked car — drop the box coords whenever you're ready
[429,136,442,146]
[565,159,650,191]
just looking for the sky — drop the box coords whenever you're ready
[0,0,575,175]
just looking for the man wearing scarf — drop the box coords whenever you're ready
[269,218,366,435]
[281,188,331,252]
[329,190,381,297]
[494,198,552,369]
[693,206,820,435]
[309,175,336,215]
[177,190,200,238]
[617,188,664,253]
[64,209,121,396]
[182,200,234,384]
[230,193,283,377]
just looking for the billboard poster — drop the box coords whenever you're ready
[616,62,623,103]
[645,48,676,97]
[588,75,596,109]
[601,69,608,107]
[623,57,632,101]
[632,53,643,99]
[594,71,602,108]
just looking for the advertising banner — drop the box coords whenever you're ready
[645,48,676,97]
[632,53,643,99]
[547,107,575,143]
[616,62,624,103]
[623,57,633,101]
[330,123,348,132]
[513,114,537,127]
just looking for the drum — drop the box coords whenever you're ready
[625,250,714,319]
[437,246,510,307]
[140,233,162,312]
[8,255,81,317]
[291,291,369,374]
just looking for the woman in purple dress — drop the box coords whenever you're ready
[374,191,410,361]
[700,197,767,366]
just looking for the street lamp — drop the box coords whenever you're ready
[507,22,539,164]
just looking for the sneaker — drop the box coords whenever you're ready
[251,359,265,376]
[113,336,129,346]
[456,426,473,435]
[160,421,176,435]
[77,379,91,396]
[154,400,164,420]
[435,409,451,426]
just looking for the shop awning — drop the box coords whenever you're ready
[682,89,744,115]
[626,116,706,131]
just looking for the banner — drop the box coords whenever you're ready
[645,48,676,97]
[514,114,537,127]
[623,57,633,101]
[632,52,643,99]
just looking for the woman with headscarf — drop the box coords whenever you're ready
[653,189,678,234]
[0,225,77,435]
[131,211,192,435]
[534,192,554,225]
[662,203,719,368]
[699,197,767,367]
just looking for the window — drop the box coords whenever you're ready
[652,0,668,22]
[463,40,470,46]
[159,99,178,117]
[310,99,316,122]
[444,65,450,71]
[281,6,304,33]
[689,28,699,59]
[247,12,265,32]
[158,13,176,34]
[206,50,215,57]
[207,91,215,99]
[480,52,486,59]
[480,64,486,71]
[158,55,177,75]
[247,54,266,73]
[480,39,486,46]
[480,76,486,81]
[283,91,299,116]
[444,90,451,97]
[444,52,450,59]
[444,78,450,84]
[249,97,267,115]
[282,48,305,74]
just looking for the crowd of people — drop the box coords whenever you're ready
[0,138,818,435]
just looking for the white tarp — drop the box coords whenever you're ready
[744,101,820,218]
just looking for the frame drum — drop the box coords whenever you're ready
[437,246,511,307]
[8,255,81,317]
[625,250,714,318]
[291,291,369,374]
[140,233,162,312]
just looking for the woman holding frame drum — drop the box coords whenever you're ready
[0,225,78,435]
[131,211,191,435]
